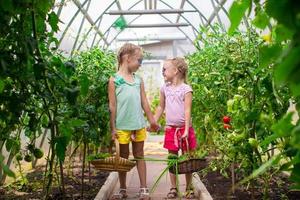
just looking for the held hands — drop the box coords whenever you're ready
[146,121,160,133]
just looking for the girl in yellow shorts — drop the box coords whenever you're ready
[108,43,159,200]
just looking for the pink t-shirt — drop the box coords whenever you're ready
[161,83,193,127]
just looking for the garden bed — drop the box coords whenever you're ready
[200,165,300,199]
[0,164,109,200]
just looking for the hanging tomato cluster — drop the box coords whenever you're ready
[223,116,231,129]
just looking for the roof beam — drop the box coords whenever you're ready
[126,23,189,28]
[116,36,187,41]
[205,0,226,26]
[176,0,186,22]
[108,9,195,15]
[73,0,108,45]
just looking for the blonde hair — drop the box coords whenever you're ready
[117,43,141,68]
[166,57,188,83]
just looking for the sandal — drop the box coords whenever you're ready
[111,188,128,199]
[184,187,196,199]
[139,187,150,200]
[166,187,178,199]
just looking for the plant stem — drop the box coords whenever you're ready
[81,141,87,199]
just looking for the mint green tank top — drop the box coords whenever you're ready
[114,73,146,130]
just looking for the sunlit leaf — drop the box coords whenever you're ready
[48,11,59,32]
[228,0,251,35]
[252,10,269,29]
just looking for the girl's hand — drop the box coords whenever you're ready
[147,122,160,132]
[111,130,117,140]
[181,130,188,139]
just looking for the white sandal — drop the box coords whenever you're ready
[139,188,150,200]
[111,188,128,199]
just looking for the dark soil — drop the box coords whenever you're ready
[200,166,300,200]
[0,164,109,200]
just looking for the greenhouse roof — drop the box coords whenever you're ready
[53,0,240,54]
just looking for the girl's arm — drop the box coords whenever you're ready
[154,89,165,122]
[140,79,159,130]
[108,77,117,139]
[182,92,193,138]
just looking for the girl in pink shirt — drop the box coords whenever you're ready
[154,57,197,199]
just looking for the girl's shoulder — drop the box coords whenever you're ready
[182,83,193,93]
[133,73,143,85]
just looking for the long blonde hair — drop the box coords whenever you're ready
[166,57,188,83]
[117,43,141,69]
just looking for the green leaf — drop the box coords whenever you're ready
[48,11,59,32]
[290,164,300,183]
[259,44,282,69]
[265,0,296,31]
[0,79,4,93]
[273,24,294,43]
[252,10,269,29]
[261,113,294,146]
[291,124,300,149]
[55,136,68,162]
[290,183,300,190]
[68,119,85,127]
[274,46,300,85]
[228,0,251,35]
[239,154,281,185]
[2,165,16,178]
[289,82,300,97]
[0,0,13,11]
[80,75,89,97]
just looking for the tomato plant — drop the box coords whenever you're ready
[188,24,292,195]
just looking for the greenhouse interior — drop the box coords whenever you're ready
[1,0,300,199]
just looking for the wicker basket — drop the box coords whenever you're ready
[90,140,136,172]
[169,158,207,174]
[169,138,207,174]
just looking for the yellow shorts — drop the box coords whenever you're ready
[117,128,147,144]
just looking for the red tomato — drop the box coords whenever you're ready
[224,124,231,129]
[223,116,231,124]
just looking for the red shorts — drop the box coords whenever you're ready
[163,126,197,152]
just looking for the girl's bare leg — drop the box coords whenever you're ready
[119,143,129,189]
[168,150,178,188]
[185,173,193,189]
[132,141,146,187]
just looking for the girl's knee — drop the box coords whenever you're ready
[133,149,144,158]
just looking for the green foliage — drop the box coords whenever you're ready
[188,25,292,191]
[0,0,115,193]
[227,0,300,191]
[87,152,111,161]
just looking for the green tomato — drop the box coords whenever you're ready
[24,154,32,162]
[15,153,23,161]
[248,138,258,148]
[33,148,44,159]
